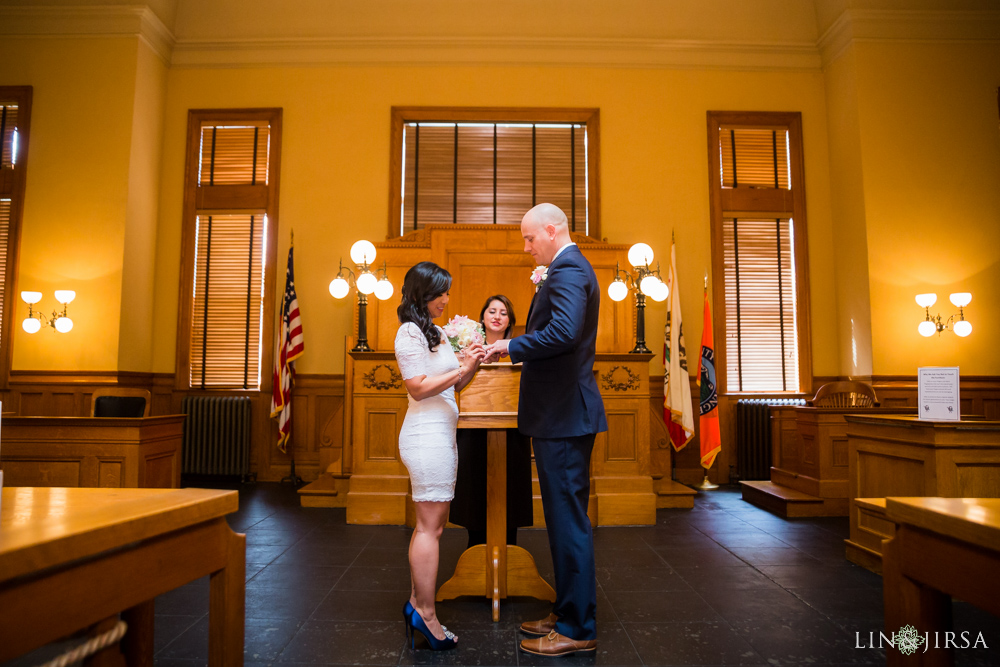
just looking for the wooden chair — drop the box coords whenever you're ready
[90,387,152,418]
[806,381,879,408]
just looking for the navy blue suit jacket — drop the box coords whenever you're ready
[508,245,608,439]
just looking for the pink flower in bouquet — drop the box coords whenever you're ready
[443,315,485,353]
[530,265,548,289]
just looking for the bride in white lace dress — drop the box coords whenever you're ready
[394,261,484,650]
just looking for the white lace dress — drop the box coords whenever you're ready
[394,322,461,502]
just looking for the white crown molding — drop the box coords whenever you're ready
[170,36,822,72]
[819,9,1000,67]
[0,5,175,64]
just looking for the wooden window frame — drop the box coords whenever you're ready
[0,86,31,390]
[707,110,812,396]
[388,107,601,240]
[175,108,282,392]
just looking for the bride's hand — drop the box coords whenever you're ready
[462,344,486,371]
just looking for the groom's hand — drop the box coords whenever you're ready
[484,339,510,364]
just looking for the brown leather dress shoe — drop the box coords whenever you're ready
[519,613,558,636]
[519,630,597,657]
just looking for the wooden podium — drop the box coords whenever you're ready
[436,364,556,620]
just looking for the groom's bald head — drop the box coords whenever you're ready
[521,204,571,265]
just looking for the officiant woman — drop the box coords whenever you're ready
[451,294,534,547]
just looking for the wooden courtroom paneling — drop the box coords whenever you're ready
[0,416,185,489]
[845,414,1000,572]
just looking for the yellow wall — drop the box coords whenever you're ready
[854,41,1000,375]
[152,64,839,378]
[119,39,168,372]
[0,36,141,371]
[824,47,875,378]
[4,4,999,384]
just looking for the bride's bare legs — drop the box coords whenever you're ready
[409,500,455,643]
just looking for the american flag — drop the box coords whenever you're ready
[271,245,304,452]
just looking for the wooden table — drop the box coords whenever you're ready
[844,415,1000,571]
[0,415,185,488]
[436,412,555,621]
[882,497,1000,666]
[0,487,245,665]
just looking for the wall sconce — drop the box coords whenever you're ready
[329,240,393,352]
[22,290,75,333]
[608,243,668,354]
[916,292,972,337]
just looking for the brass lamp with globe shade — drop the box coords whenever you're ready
[916,292,972,338]
[608,243,669,353]
[21,290,75,334]
[330,240,394,352]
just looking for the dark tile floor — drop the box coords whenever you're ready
[7,483,999,666]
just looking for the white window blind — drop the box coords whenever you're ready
[0,199,9,352]
[720,127,790,190]
[199,123,269,186]
[401,122,587,235]
[1,104,18,169]
[709,111,809,394]
[723,218,799,392]
[190,214,267,389]
[0,99,23,368]
[189,120,272,389]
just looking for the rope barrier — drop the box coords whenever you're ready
[37,620,127,667]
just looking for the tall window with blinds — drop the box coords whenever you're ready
[177,109,281,391]
[0,87,31,387]
[389,108,601,239]
[707,112,811,394]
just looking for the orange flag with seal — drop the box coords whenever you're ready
[698,289,721,470]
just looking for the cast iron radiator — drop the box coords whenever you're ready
[181,395,252,477]
[735,399,806,481]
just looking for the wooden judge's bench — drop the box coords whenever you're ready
[299,224,695,523]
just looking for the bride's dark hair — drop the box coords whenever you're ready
[398,261,452,351]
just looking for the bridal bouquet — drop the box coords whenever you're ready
[443,315,485,353]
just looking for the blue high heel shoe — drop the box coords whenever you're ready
[404,604,457,651]
[402,601,415,644]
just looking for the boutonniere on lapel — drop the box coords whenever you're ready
[530,265,548,292]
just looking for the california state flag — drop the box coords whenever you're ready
[663,241,694,451]
[699,289,721,470]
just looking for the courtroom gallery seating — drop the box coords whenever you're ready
[91,387,153,418]
[807,381,879,408]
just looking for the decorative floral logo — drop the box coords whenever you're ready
[530,265,548,291]
[896,625,926,656]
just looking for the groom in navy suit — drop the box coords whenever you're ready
[485,203,607,656]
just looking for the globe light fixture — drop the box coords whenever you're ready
[953,320,972,337]
[356,270,377,295]
[608,246,668,353]
[649,280,669,303]
[608,279,629,302]
[640,274,661,297]
[350,240,377,265]
[331,242,394,352]
[329,276,350,299]
[374,277,394,301]
[627,243,654,268]
[916,291,972,338]
[21,290,75,334]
